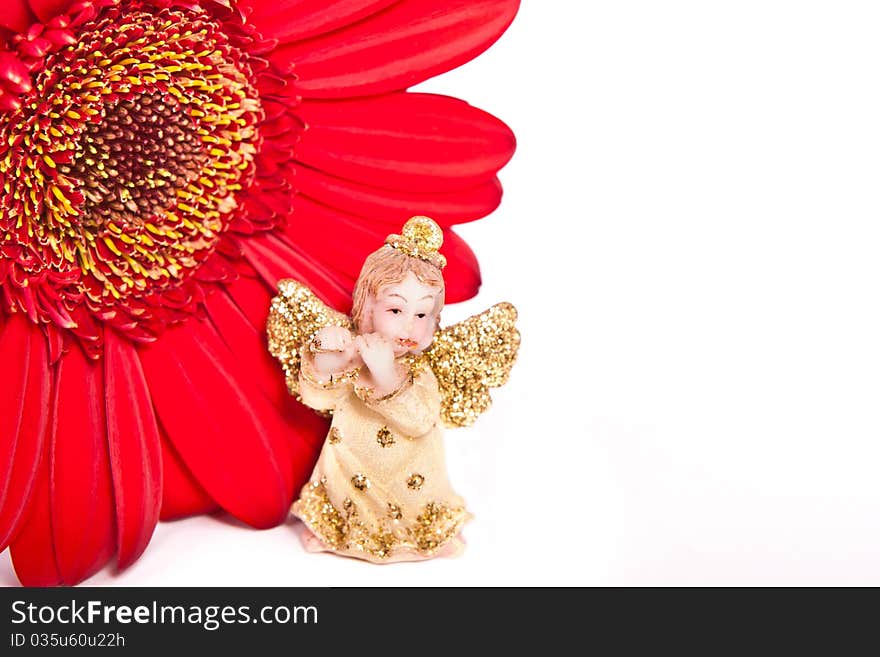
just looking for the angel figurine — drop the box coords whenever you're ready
[266,216,519,562]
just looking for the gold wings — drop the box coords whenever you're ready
[425,302,520,428]
[266,279,352,398]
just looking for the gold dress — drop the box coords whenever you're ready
[291,353,471,562]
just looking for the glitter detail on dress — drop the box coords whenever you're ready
[376,426,395,448]
[351,473,370,491]
[292,480,467,560]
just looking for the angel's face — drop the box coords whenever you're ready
[364,272,441,356]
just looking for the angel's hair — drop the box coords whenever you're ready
[351,245,445,332]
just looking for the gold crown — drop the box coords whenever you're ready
[385,216,447,269]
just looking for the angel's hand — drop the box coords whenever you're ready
[354,333,394,374]
[312,325,353,353]
[310,327,356,378]
[355,333,404,396]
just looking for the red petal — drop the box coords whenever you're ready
[0,315,51,552]
[202,286,328,487]
[239,0,398,44]
[203,280,330,454]
[273,0,519,97]
[16,34,51,59]
[295,93,516,192]
[45,323,65,365]
[48,344,116,584]
[138,317,296,528]
[158,428,216,520]
[281,196,385,280]
[295,163,503,225]
[13,344,116,586]
[203,286,288,409]
[204,284,329,447]
[0,89,23,112]
[104,330,162,569]
[0,51,32,94]
[439,228,481,303]
[42,26,77,47]
[0,1,32,33]
[238,232,353,310]
[28,0,75,23]
[224,267,276,328]
[281,197,482,302]
[9,459,59,585]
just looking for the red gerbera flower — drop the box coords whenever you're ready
[0,0,517,585]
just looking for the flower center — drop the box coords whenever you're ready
[0,4,262,335]
[73,92,211,231]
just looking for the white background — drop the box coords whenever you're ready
[4,1,880,586]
